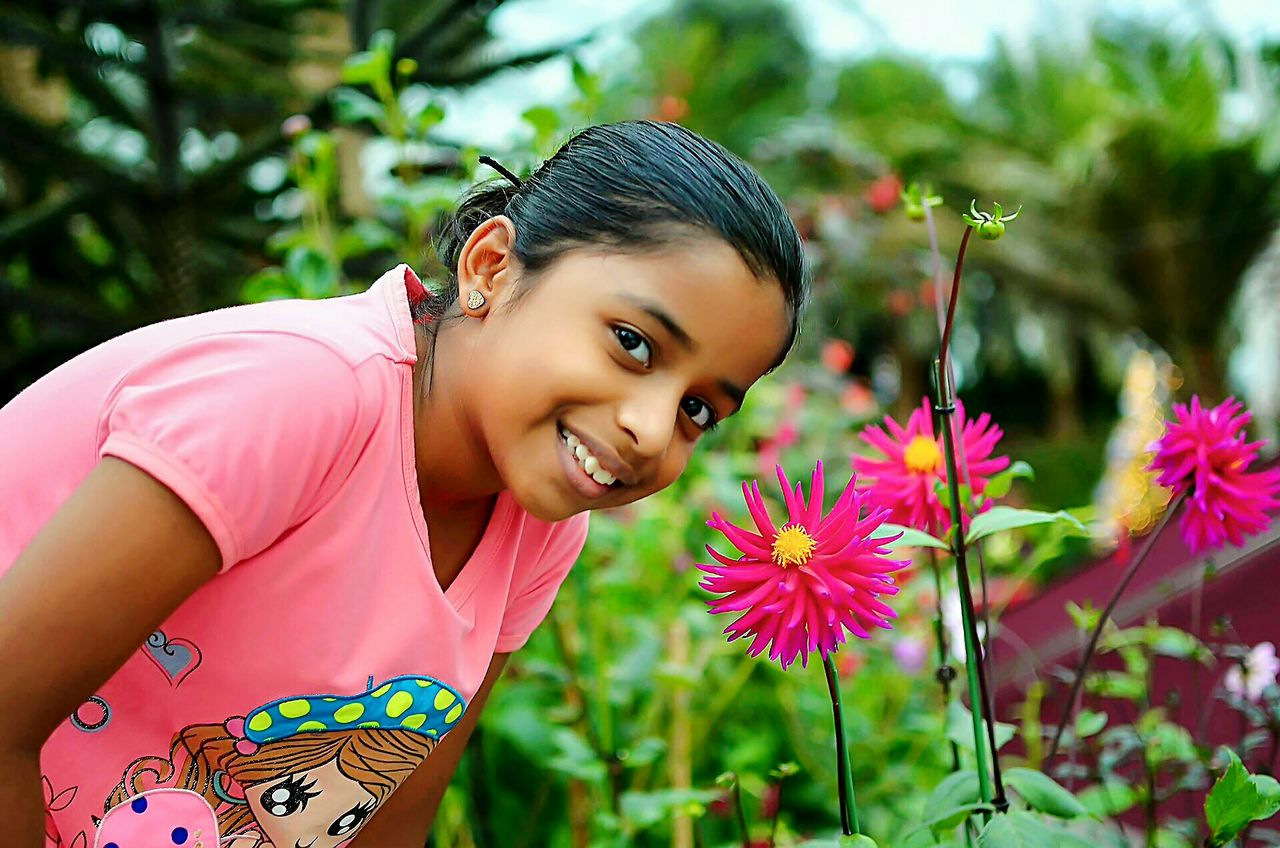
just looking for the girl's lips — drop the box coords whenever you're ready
[557,425,613,500]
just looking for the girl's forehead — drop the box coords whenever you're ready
[552,244,792,369]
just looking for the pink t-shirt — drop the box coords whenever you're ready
[0,265,588,847]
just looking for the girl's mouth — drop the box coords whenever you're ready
[557,424,622,499]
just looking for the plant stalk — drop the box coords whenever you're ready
[823,654,861,835]
[1045,490,1188,761]
[935,357,1006,816]
[924,209,996,683]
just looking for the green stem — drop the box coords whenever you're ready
[732,779,750,848]
[1044,489,1187,762]
[935,358,1005,818]
[823,654,861,835]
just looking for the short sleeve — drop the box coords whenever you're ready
[97,332,366,572]
[495,512,589,653]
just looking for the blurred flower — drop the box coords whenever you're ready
[760,782,781,819]
[853,398,1010,532]
[654,94,689,122]
[698,462,907,670]
[837,650,865,678]
[918,278,938,309]
[840,381,877,418]
[865,174,903,215]
[887,289,915,316]
[280,113,312,139]
[822,338,855,375]
[1224,642,1279,702]
[756,384,805,478]
[942,590,986,664]
[891,635,928,674]
[1147,396,1280,554]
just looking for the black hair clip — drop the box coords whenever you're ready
[478,155,523,190]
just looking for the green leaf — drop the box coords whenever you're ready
[946,701,1017,753]
[1075,710,1108,739]
[1205,748,1280,845]
[926,769,981,816]
[982,461,1035,500]
[619,788,719,828]
[923,802,995,836]
[965,506,1087,545]
[1078,780,1139,817]
[1004,767,1087,818]
[840,837,880,848]
[872,523,949,551]
[1065,601,1100,633]
[283,246,338,298]
[977,811,1056,848]
[331,87,385,127]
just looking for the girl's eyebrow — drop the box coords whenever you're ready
[617,294,696,351]
[613,293,746,412]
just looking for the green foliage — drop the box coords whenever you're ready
[1003,767,1087,819]
[964,506,1087,545]
[1204,749,1280,846]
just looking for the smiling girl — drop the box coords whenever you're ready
[0,120,806,847]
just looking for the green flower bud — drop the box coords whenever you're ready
[901,181,942,223]
[962,199,1021,241]
[396,57,418,78]
[977,219,1005,240]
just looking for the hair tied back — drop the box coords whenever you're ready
[478,155,522,189]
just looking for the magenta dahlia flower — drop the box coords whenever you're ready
[1147,396,1280,554]
[697,462,908,670]
[852,398,1010,532]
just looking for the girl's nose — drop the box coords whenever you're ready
[616,385,679,461]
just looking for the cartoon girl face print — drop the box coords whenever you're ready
[101,676,467,847]
[245,759,377,848]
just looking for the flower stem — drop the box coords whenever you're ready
[823,653,861,835]
[939,226,972,377]
[1045,490,1187,761]
[935,357,1007,817]
[732,779,750,848]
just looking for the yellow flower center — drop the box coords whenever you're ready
[771,524,816,567]
[904,435,943,474]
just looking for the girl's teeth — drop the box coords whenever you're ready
[563,428,617,487]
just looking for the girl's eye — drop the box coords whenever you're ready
[328,800,377,836]
[613,326,652,367]
[681,396,717,431]
[262,775,320,817]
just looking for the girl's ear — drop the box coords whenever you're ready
[457,215,518,316]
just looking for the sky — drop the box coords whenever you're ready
[434,0,1280,146]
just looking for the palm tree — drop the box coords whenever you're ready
[0,0,570,399]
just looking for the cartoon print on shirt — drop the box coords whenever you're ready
[100,675,468,848]
[69,695,112,733]
[141,629,204,688]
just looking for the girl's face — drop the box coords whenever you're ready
[467,236,791,522]
[245,759,377,847]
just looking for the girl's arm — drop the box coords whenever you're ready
[0,457,221,847]
[348,652,511,847]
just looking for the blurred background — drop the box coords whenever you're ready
[3,1,1279,845]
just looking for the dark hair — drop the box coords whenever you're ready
[430,120,807,364]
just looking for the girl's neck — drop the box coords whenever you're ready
[410,320,504,513]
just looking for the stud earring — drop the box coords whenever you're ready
[466,290,486,310]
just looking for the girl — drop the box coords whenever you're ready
[0,120,806,847]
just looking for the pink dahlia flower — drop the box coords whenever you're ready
[1147,396,1280,554]
[852,398,1010,532]
[697,462,907,670]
